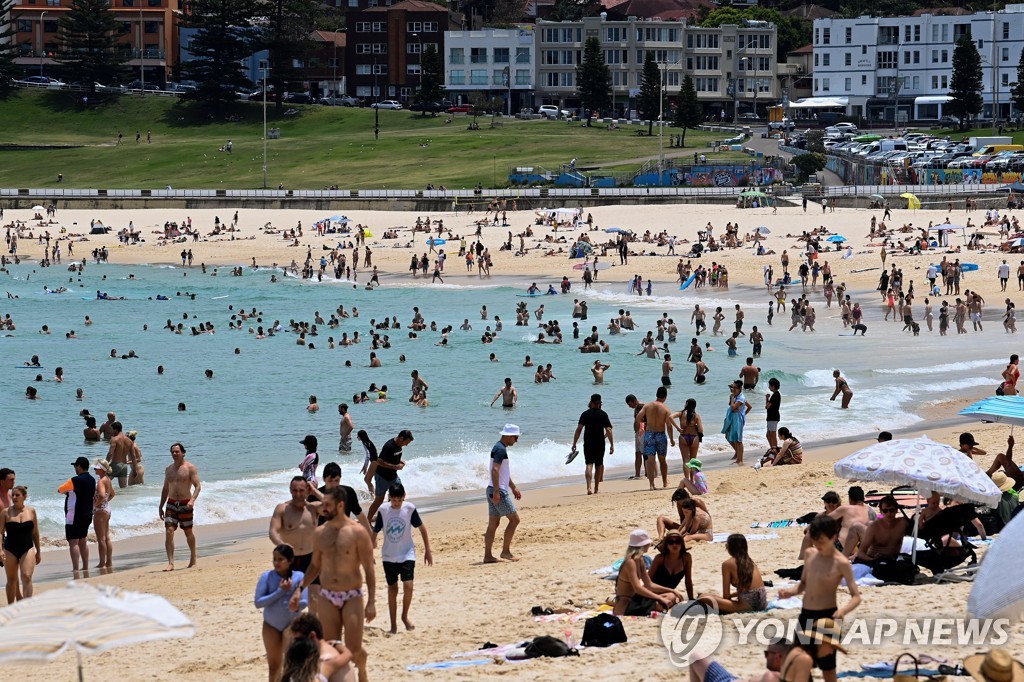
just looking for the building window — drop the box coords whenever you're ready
[372,22,385,32]
[1003,47,1010,62]
[605,27,622,41]
[356,86,372,97]
[941,75,947,89]
[845,52,851,66]
[814,53,818,67]
[407,43,421,54]
[423,21,438,32]
[903,51,910,65]
[822,78,829,92]
[123,0,134,5]
[862,75,867,85]
[493,47,509,63]
[665,71,679,86]
[356,64,371,75]
[695,77,718,92]
[914,25,920,41]
[493,69,505,85]
[147,0,160,6]
[913,51,919,64]
[450,48,463,64]
[978,39,984,49]
[144,21,158,34]
[862,45,867,55]
[822,53,829,66]
[357,43,371,54]
[373,64,387,74]
[470,47,487,63]
[822,28,830,45]
[470,69,487,85]
[845,27,852,44]
[373,43,386,54]
[450,70,465,84]
[17,19,31,32]
[560,71,573,87]
[1003,73,1010,87]
[941,50,948,63]
[877,51,897,69]
[844,77,851,91]
[400,87,411,97]
[355,22,370,32]
[407,64,421,75]
[515,69,529,85]
[1004,22,1010,40]
[406,22,422,32]
[515,47,530,64]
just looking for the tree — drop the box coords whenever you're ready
[0,0,16,96]
[576,37,610,126]
[673,74,702,147]
[948,33,983,130]
[414,44,444,116]
[792,153,825,183]
[182,0,256,107]
[700,7,810,62]
[253,0,324,112]
[549,0,600,21]
[637,51,661,136]
[55,0,125,96]
[1011,47,1024,120]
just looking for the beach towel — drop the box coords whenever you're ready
[767,596,803,610]
[533,610,600,623]
[407,659,494,671]
[750,520,803,529]
[712,532,779,543]
[838,670,943,679]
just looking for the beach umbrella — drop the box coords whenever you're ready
[900,192,921,210]
[30,205,45,211]
[928,225,967,232]
[756,226,771,235]
[960,396,1024,434]
[834,435,1001,561]
[1009,238,1024,248]
[329,215,350,224]
[826,235,847,243]
[604,227,627,233]
[968,509,1024,620]
[870,194,885,202]
[0,582,194,681]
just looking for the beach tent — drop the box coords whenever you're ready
[834,436,1000,561]
[89,225,109,235]
[968,509,1024,620]
[900,192,921,210]
[999,182,1024,193]
[0,582,194,681]
[604,227,627,234]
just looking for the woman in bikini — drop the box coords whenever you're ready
[830,370,853,409]
[612,529,685,616]
[92,459,115,569]
[1,485,40,601]
[671,398,704,481]
[698,533,768,613]
[1001,354,1019,395]
[649,530,694,599]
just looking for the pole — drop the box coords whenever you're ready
[262,66,268,189]
[658,61,664,183]
[39,11,46,78]
[139,2,144,95]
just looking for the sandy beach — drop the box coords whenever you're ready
[4,199,1023,679]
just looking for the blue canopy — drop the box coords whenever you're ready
[999,182,1024,193]
[604,227,627,234]
[960,396,1024,427]
[826,235,847,243]
[329,215,350,223]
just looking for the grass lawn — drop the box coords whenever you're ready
[0,90,746,189]
[925,126,1024,144]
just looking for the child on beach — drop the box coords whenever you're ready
[779,515,861,682]
[255,544,308,682]
[371,482,433,634]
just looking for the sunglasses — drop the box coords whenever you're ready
[666,539,683,545]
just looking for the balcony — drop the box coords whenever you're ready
[120,48,166,60]
[470,75,487,85]
[450,55,464,64]
[515,76,530,86]
[515,54,530,64]
[470,55,488,64]
[450,74,465,84]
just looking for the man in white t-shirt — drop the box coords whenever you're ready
[999,260,1011,292]
[372,482,432,634]
[484,424,522,563]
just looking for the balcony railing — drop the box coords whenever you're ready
[515,76,530,85]
[470,75,487,85]
[450,74,465,84]
[515,54,530,64]
[450,54,464,64]
[470,54,487,63]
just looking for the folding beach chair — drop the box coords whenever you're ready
[913,504,980,583]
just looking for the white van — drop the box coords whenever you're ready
[860,139,908,156]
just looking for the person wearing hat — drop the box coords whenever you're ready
[92,459,115,569]
[57,456,96,574]
[965,649,1024,682]
[958,432,986,460]
[571,394,614,495]
[985,434,1024,491]
[612,529,685,616]
[688,639,811,682]
[484,424,522,563]
[991,471,1020,527]
[683,458,708,495]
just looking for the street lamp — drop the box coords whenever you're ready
[736,56,748,122]
[332,26,343,98]
[38,11,46,78]
[138,2,145,95]
[261,62,269,189]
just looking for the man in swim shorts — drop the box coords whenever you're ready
[290,487,376,682]
[625,394,645,480]
[269,476,317,574]
[572,394,614,495]
[634,386,675,490]
[159,442,201,571]
[105,420,133,487]
[338,403,354,453]
[59,457,95,573]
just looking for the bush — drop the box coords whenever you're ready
[792,153,825,183]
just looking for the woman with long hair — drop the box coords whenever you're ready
[671,398,704,480]
[357,430,376,496]
[612,529,685,616]
[279,636,321,682]
[699,533,767,613]
[0,485,40,602]
[92,460,115,569]
[649,530,694,599]
[256,544,308,682]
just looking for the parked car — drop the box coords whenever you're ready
[738,112,759,121]
[370,100,402,109]
[768,118,795,131]
[166,82,197,93]
[446,104,474,114]
[17,75,65,88]
[538,104,569,119]
[938,116,960,128]
[282,92,312,104]
[248,90,278,102]
[321,95,359,106]
[123,80,161,91]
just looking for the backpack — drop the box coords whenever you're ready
[580,613,627,648]
[523,635,578,658]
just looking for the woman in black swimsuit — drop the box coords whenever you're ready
[613,529,685,616]
[649,530,694,599]
[1,485,41,602]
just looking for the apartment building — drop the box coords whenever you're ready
[444,28,536,113]
[534,16,777,119]
[9,0,181,86]
[811,5,1024,121]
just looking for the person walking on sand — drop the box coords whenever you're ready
[371,482,433,634]
[722,380,751,465]
[158,442,201,571]
[58,456,95,575]
[830,370,853,409]
[484,424,522,563]
[289,487,376,682]
[571,393,614,495]
[255,544,308,682]
[1,484,40,602]
[92,459,115,569]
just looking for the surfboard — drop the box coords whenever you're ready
[517,293,542,297]
[679,272,698,290]
[426,238,447,246]
[962,263,979,272]
[16,366,44,369]
[572,262,611,271]
[212,295,229,299]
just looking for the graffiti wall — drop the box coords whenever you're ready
[680,166,784,187]
[826,154,1024,186]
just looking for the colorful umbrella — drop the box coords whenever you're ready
[826,235,847,243]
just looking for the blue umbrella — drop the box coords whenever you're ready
[960,396,1024,432]
[826,235,847,243]
[329,215,350,223]
[604,227,627,234]
[756,226,770,235]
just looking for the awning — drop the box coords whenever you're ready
[914,95,953,105]
[788,96,849,109]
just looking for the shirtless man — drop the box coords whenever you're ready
[269,476,317,583]
[99,411,116,440]
[410,369,428,396]
[634,386,675,489]
[691,305,707,334]
[290,487,376,682]
[734,304,746,336]
[105,421,132,488]
[0,468,14,508]
[779,515,861,682]
[338,403,354,453]
[489,377,517,408]
[851,495,907,566]
[798,486,876,559]
[158,442,201,571]
[591,360,610,384]
[739,358,760,391]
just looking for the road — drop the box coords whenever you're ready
[743,126,845,187]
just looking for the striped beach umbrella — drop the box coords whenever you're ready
[960,396,1024,430]
[0,582,194,681]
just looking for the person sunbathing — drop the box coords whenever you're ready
[612,529,685,616]
[656,488,711,540]
[849,495,908,566]
[763,428,803,466]
[689,639,810,682]
[698,534,767,613]
[649,530,694,599]
[985,434,1024,490]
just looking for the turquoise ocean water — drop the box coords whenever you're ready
[1,261,1014,540]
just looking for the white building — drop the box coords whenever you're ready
[811,6,1024,122]
[444,28,535,113]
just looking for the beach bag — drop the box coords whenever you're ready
[523,635,578,658]
[893,653,946,682]
[872,556,919,585]
[581,613,627,648]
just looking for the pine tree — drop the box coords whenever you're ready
[948,33,983,130]
[637,51,661,136]
[182,0,256,107]
[575,37,610,126]
[673,74,703,147]
[1011,47,1024,121]
[0,0,16,95]
[55,0,125,96]
[253,0,323,113]
[415,44,443,117]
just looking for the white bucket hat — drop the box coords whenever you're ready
[500,424,521,437]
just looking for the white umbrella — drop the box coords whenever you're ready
[1009,238,1024,249]
[834,436,1001,560]
[31,205,45,211]
[968,509,1024,620]
[0,582,194,681]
